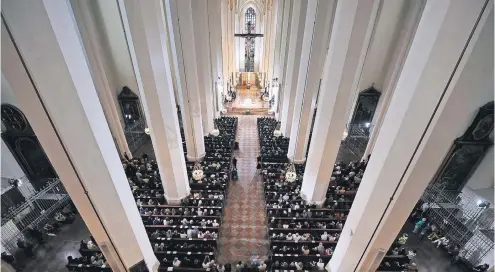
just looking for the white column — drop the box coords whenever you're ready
[279,0,308,136]
[165,0,206,161]
[208,0,225,115]
[229,5,235,78]
[267,0,279,90]
[1,0,159,270]
[272,0,285,81]
[237,15,245,72]
[119,0,191,203]
[273,0,292,116]
[287,0,335,163]
[300,0,379,204]
[330,2,492,271]
[361,0,424,160]
[71,0,132,158]
[221,0,229,96]
[192,1,215,135]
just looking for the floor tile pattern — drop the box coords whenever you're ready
[216,115,269,263]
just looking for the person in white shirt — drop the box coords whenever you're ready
[432,236,449,248]
[317,259,325,270]
[295,262,303,270]
[197,210,203,216]
[236,261,244,271]
[286,233,293,240]
[179,232,187,239]
[321,231,328,241]
[293,233,301,242]
[258,261,267,272]
[172,257,181,267]
[294,203,300,210]
[212,220,219,228]
[328,235,337,242]
[187,228,193,238]
[198,231,204,239]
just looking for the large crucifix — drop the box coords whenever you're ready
[235,21,263,72]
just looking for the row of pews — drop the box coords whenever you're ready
[67,117,237,271]
[257,117,367,271]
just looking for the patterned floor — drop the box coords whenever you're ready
[217,115,270,263]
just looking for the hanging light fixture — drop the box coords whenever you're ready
[342,129,348,141]
[211,122,220,137]
[192,162,204,181]
[285,162,297,183]
[273,122,282,137]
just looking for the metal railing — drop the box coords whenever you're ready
[1,178,71,254]
[124,117,148,153]
[341,124,372,160]
[421,183,494,266]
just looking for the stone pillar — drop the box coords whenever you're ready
[221,0,229,97]
[267,0,279,92]
[287,0,335,163]
[360,1,424,162]
[1,0,159,270]
[165,0,206,161]
[208,0,225,116]
[119,0,190,203]
[329,1,493,271]
[192,1,215,135]
[300,0,380,204]
[71,0,132,158]
[274,0,293,115]
[228,4,235,79]
[279,0,308,136]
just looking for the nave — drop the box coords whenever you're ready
[1,0,493,271]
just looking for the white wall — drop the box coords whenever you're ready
[1,74,28,190]
[466,147,494,204]
[94,0,138,95]
[358,0,406,91]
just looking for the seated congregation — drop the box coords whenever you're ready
[258,117,367,271]
[67,117,237,271]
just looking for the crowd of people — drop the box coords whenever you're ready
[257,117,371,271]
[66,236,110,271]
[140,117,236,270]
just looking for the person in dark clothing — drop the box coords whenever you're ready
[80,240,88,250]
[232,157,237,169]
[17,239,34,257]
[1,252,16,267]
[224,262,232,272]
[26,228,44,244]
[473,264,489,272]
[142,153,148,161]
[89,236,97,247]
[124,152,131,161]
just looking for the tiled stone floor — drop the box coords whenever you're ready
[216,115,270,263]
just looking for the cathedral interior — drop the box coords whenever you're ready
[0,0,494,271]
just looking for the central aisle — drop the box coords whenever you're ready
[217,115,269,262]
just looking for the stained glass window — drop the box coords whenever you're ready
[244,8,256,72]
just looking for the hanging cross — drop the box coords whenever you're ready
[234,21,263,38]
